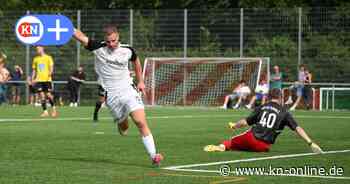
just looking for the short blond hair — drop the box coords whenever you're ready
[103,24,119,36]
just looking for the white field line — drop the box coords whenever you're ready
[163,149,350,180]
[1,114,350,122]
[163,149,350,170]
[162,168,350,180]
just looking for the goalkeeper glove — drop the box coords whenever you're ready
[309,142,323,154]
[228,122,236,129]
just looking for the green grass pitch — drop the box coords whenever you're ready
[0,106,349,184]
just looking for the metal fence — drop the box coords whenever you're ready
[0,8,349,104]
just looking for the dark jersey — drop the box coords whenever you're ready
[10,70,22,81]
[67,70,85,89]
[70,71,86,83]
[246,101,298,144]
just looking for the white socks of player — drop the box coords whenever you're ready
[142,134,156,159]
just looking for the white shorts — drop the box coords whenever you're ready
[105,87,144,123]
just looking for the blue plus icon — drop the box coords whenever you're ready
[47,19,69,41]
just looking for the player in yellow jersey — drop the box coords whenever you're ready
[32,46,57,117]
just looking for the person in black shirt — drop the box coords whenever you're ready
[204,88,323,153]
[67,66,85,107]
[303,69,313,110]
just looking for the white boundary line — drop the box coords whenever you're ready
[164,168,350,180]
[163,149,350,180]
[164,149,350,170]
[163,168,350,180]
[1,114,350,122]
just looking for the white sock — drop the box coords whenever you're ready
[219,144,226,150]
[142,134,156,159]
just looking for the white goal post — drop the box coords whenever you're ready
[142,57,270,106]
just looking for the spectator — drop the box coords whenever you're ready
[0,53,10,105]
[246,79,269,109]
[10,65,23,105]
[67,66,86,107]
[303,68,313,109]
[270,65,282,91]
[221,80,251,109]
[285,65,307,111]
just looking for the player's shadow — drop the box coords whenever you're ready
[47,157,152,168]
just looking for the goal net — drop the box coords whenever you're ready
[142,57,270,106]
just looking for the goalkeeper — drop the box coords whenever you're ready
[205,88,323,154]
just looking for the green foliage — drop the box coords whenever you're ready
[303,33,350,82]
[246,35,298,81]
[133,10,156,48]
[2,0,350,10]
[198,26,221,53]
[304,34,348,59]
[240,0,312,8]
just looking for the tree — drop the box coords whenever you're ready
[246,36,298,81]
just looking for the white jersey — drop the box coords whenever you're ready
[87,40,143,122]
[88,40,137,91]
[238,86,251,95]
[255,83,269,94]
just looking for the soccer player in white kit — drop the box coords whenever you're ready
[73,25,163,166]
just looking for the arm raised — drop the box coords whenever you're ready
[73,28,89,47]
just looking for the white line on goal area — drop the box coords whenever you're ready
[1,113,350,123]
[162,149,350,180]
